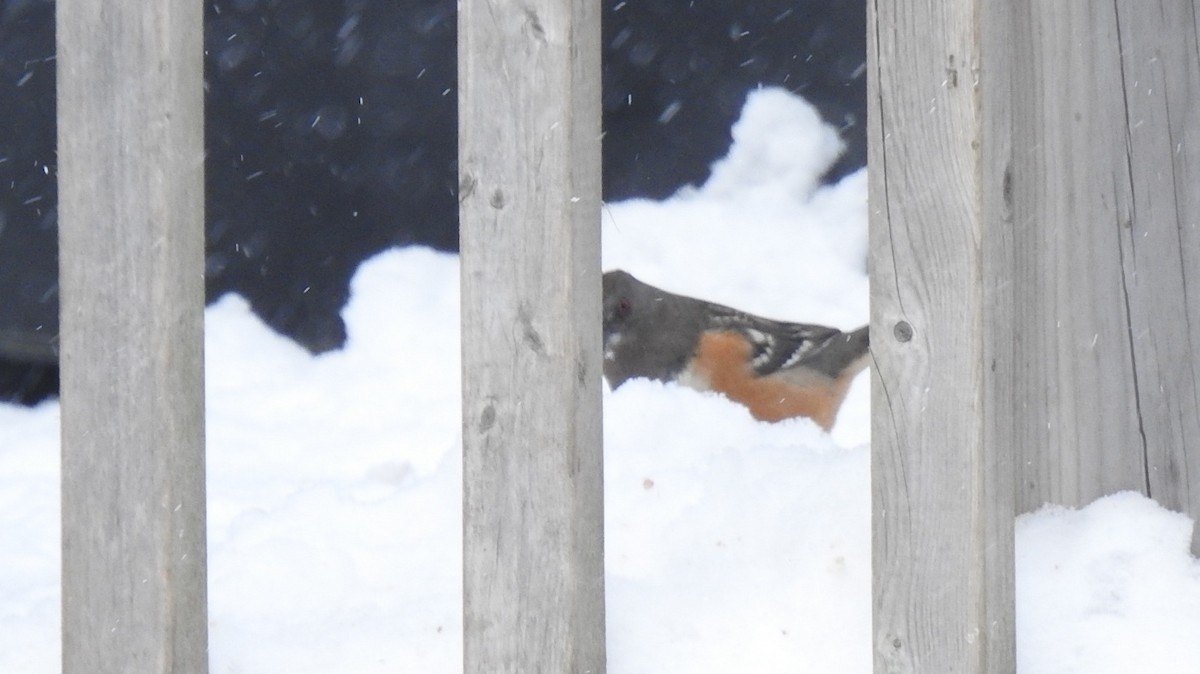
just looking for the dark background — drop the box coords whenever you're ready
[0,0,865,404]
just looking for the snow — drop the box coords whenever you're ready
[3,87,1200,672]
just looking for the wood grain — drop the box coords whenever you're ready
[1009,0,1200,552]
[57,0,208,671]
[1114,1,1200,543]
[1009,1,1148,516]
[869,0,1016,670]
[458,0,605,671]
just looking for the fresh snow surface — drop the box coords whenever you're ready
[2,88,1199,672]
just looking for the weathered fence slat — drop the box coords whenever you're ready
[869,0,1016,670]
[57,0,208,670]
[873,0,1200,666]
[458,0,605,671]
[1009,1,1151,520]
[1010,0,1200,553]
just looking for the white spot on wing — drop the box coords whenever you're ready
[779,343,813,370]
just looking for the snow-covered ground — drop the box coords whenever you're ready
[2,88,1199,672]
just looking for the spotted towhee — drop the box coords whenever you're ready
[603,270,869,430]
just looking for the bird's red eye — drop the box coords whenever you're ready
[617,297,632,317]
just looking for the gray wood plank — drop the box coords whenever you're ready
[1109,0,1200,551]
[1009,1,1148,517]
[458,0,605,671]
[1009,1,1200,552]
[57,0,208,671]
[869,0,1016,669]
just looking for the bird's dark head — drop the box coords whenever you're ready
[601,269,701,387]
[602,269,655,387]
[602,269,642,335]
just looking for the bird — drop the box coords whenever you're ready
[602,269,869,430]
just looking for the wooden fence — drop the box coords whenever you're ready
[57,0,208,671]
[871,0,1200,671]
[457,0,606,671]
[54,0,1198,672]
